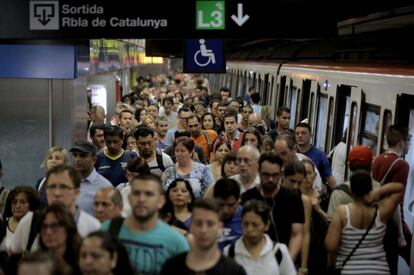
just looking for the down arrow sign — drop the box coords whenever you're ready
[231,3,250,26]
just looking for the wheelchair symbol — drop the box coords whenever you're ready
[194,39,216,67]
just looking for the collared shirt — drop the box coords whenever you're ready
[219,130,244,151]
[77,168,112,216]
[229,174,261,195]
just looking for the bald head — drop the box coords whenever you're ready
[237,145,260,180]
[274,135,295,163]
[94,187,123,222]
[248,113,262,126]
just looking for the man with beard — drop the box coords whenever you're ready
[102,174,189,275]
[161,198,246,275]
[187,115,217,163]
[70,141,112,216]
[135,125,173,177]
[241,152,304,260]
[155,116,169,150]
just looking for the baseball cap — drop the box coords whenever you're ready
[348,145,373,167]
[70,140,96,155]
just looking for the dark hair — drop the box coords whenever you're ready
[82,231,137,275]
[121,95,131,104]
[127,156,151,174]
[250,92,261,104]
[39,203,81,273]
[130,173,163,193]
[209,99,220,109]
[119,109,133,119]
[386,125,410,147]
[201,112,216,130]
[178,106,191,116]
[242,199,271,224]
[166,179,195,211]
[134,107,147,122]
[241,127,263,148]
[46,165,81,189]
[221,152,237,177]
[3,186,39,220]
[104,125,124,139]
[162,96,174,106]
[174,136,195,152]
[350,169,373,197]
[295,122,312,133]
[223,109,238,122]
[174,92,184,102]
[18,251,62,275]
[213,178,240,200]
[89,122,107,137]
[193,198,220,214]
[276,107,291,116]
[219,87,231,94]
[213,138,232,156]
[134,125,155,139]
[96,187,123,206]
[275,134,295,150]
[258,152,284,171]
[174,130,191,139]
[284,159,306,177]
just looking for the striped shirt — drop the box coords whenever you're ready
[336,205,390,274]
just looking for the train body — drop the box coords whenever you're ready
[207,61,414,232]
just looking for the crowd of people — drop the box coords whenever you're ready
[0,73,411,275]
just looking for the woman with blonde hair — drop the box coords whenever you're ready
[36,146,69,209]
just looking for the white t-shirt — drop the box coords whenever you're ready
[331,142,347,186]
[223,234,296,275]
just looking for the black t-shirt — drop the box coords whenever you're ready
[161,252,246,275]
[241,186,304,244]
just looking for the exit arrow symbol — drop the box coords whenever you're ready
[231,3,249,26]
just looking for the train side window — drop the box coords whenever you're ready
[278,76,286,109]
[309,92,315,124]
[360,103,381,155]
[349,102,358,146]
[380,109,392,153]
[300,79,311,121]
[289,86,298,129]
[326,96,335,151]
[315,93,328,151]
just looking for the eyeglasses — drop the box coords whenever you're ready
[41,222,63,232]
[236,158,256,165]
[46,184,75,191]
[260,172,280,179]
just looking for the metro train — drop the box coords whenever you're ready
[206,61,414,235]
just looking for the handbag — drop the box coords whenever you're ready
[327,205,378,275]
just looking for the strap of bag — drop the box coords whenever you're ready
[340,205,378,269]
[202,130,214,154]
[108,217,125,237]
[228,242,235,258]
[380,157,402,185]
[154,149,166,172]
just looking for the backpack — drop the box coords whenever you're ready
[228,241,283,265]
[152,149,166,172]
[27,210,41,251]
[334,184,353,198]
[108,216,125,237]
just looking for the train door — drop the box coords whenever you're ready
[395,94,414,236]
[344,87,364,179]
[308,81,319,129]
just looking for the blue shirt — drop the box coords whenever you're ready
[218,205,243,251]
[101,220,189,275]
[302,145,333,179]
[77,168,112,216]
[95,149,137,186]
